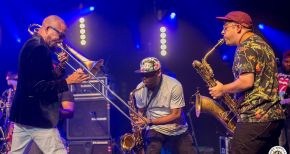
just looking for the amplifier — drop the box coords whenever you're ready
[69,77,108,100]
[68,140,112,154]
[66,98,110,140]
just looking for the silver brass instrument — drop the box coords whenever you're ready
[28,24,103,76]
[27,24,148,129]
[192,39,237,134]
[120,84,145,153]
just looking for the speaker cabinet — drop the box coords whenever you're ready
[219,136,232,154]
[68,140,112,154]
[66,98,110,140]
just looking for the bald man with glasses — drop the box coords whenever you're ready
[9,15,89,154]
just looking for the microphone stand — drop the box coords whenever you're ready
[187,89,200,154]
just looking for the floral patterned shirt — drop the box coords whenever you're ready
[232,34,285,122]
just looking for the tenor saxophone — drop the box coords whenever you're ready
[120,85,145,154]
[192,39,237,134]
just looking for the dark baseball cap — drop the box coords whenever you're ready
[216,11,253,29]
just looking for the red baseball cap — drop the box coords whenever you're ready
[216,11,253,29]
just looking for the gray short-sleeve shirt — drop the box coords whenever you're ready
[135,74,188,135]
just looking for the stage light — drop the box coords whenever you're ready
[160,33,166,38]
[160,38,167,44]
[80,23,85,29]
[16,38,21,43]
[222,54,228,61]
[79,17,87,46]
[258,24,290,55]
[89,6,95,11]
[160,26,168,56]
[80,40,86,45]
[258,24,264,30]
[160,27,166,33]
[79,18,85,23]
[80,34,86,39]
[80,29,86,34]
[161,50,167,56]
[170,12,176,19]
[161,44,167,50]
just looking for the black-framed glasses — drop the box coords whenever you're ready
[48,26,66,39]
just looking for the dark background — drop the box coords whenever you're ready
[1,0,290,153]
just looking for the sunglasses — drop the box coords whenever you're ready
[48,26,66,39]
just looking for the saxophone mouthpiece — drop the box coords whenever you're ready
[218,39,224,46]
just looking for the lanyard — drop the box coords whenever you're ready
[143,75,163,116]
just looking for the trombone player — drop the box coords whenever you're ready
[9,15,89,154]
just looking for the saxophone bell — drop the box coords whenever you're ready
[192,39,237,134]
[120,85,145,153]
[193,91,236,134]
[120,133,136,151]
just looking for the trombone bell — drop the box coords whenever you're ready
[84,59,104,75]
[63,44,104,75]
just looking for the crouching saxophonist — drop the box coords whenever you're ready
[133,57,196,154]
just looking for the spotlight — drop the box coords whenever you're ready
[160,27,166,33]
[80,40,86,45]
[258,24,264,30]
[79,17,85,23]
[159,26,168,56]
[222,54,228,61]
[80,34,86,39]
[161,44,167,50]
[89,6,95,11]
[170,12,176,19]
[160,39,167,44]
[79,24,85,29]
[79,17,87,46]
[16,38,21,43]
[80,29,86,34]
[160,33,166,38]
[161,50,167,56]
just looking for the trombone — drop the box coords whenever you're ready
[28,24,148,129]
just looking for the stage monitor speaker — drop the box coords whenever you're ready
[219,136,232,154]
[66,98,110,140]
[68,140,112,154]
[69,77,108,101]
